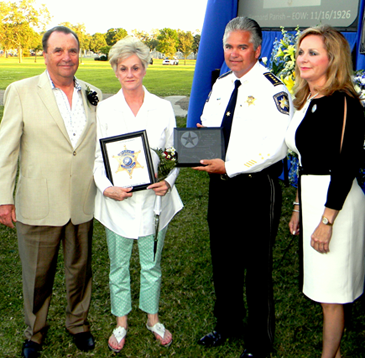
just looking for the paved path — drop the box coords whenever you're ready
[0,90,189,117]
[165,95,189,117]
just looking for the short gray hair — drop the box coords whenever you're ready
[223,17,262,50]
[109,36,150,72]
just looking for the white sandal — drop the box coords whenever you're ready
[146,322,173,347]
[108,326,127,353]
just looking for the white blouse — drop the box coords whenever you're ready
[93,87,183,239]
[285,99,312,166]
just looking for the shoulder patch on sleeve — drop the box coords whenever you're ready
[273,92,290,115]
[264,72,283,86]
[218,71,232,80]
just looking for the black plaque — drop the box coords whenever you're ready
[99,130,155,192]
[174,127,225,167]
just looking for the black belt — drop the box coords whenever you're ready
[299,166,331,176]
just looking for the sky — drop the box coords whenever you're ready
[35,0,208,35]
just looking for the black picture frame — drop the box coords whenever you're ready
[99,130,155,192]
[174,127,226,167]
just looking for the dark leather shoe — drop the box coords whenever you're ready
[22,340,41,358]
[72,331,95,351]
[240,349,255,357]
[197,330,226,347]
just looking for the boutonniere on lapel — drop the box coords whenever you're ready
[86,85,99,106]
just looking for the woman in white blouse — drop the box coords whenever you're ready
[93,37,183,353]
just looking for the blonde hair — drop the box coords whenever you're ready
[294,25,358,110]
[108,36,150,72]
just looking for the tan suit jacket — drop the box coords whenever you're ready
[0,71,102,226]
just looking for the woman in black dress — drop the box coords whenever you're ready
[285,25,365,358]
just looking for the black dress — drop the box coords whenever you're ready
[285,91,365,303]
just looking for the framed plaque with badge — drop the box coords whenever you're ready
[174,127,226,167]
[99,130,155,191]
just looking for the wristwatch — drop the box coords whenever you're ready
[322,216,333,226]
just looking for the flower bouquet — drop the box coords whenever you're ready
[151,147,177,181]
[353,70,365,107]
[269,26,300,95]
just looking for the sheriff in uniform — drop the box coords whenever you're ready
[194,17,293,358]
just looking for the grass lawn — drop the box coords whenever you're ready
[1,166,365,357]
[0,61,365,357]
[0,57,195,97]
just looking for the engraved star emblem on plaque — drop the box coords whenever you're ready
[181,131,199,148]
[113,145,143,179]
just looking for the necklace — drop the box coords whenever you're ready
[307,92,319,101]
[301,92,319,113]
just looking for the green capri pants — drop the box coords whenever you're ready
[105,226,168,317]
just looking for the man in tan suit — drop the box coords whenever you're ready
[0,26,102,358]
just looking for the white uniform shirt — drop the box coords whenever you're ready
[93,87,183,239]
[201,62,293,177]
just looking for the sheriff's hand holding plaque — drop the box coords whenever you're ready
[174,126,225,168]
[93,37,183,353]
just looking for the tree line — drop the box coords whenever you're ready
[0,0,201,63]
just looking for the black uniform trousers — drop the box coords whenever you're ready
[207,165,282,357]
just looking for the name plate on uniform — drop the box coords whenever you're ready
[174,127,225,167]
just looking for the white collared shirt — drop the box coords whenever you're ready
[201,62,293,177]
[47,71,87,148]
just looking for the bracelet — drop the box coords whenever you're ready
[292,209,300,213]
[293,201,300,206]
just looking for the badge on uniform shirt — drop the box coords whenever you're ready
[113,146,144,179]
[246,96,256,106]
[273,92,290,115]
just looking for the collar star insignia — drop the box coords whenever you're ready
[113,145,143,179]
[246,96,256,106]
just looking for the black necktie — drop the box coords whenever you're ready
[221,80,241,150]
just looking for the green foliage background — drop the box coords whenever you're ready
[0,58,365,358]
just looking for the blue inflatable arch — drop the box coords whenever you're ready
[187,0,365,127]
